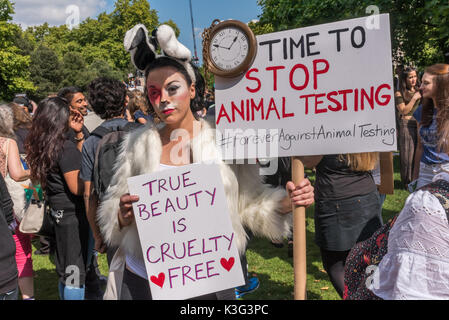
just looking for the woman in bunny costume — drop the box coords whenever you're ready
[97,24,315,300]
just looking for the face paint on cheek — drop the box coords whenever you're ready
[148,89,161,106]
[150,96,160,106]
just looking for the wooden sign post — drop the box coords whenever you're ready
[292,157,307,300]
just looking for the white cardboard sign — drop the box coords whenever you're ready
[127,163,244,300]
[215,14,397,160]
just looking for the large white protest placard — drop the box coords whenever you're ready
[127,163,244,300]
[215,14,397,160]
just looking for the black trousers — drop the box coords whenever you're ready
[320,248,350,298]
[52,209,90,287]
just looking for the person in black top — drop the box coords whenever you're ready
[300,153,382,298]
[25,97,89,300]
[57,86,106,299]
[0,172,18,300]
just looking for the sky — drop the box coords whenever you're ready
[11,0,263,65]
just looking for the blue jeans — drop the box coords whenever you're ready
[58,281,85,300]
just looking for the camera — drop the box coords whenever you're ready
[13,93,33,114]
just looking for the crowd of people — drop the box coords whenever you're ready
[0,22,448,301]
[0,22,314,301]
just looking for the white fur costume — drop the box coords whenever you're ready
[97,119,292,260]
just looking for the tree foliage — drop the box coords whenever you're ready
[29,44,63,98]
[0,0,13,21]
[256,0,449,68]
[248,20,274,36]
[1,0,180,101]
[0,0,35,101]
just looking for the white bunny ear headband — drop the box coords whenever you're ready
[124,24,196,83]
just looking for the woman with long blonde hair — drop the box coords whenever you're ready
[300,151,381,298]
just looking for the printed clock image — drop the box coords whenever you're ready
[204,20,257,78]
[210,27,249,71]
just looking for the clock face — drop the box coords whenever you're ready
[209,27,249,71]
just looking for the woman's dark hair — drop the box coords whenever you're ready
[25,97,70,187]
[144,57,205,118]
[57,86,83,104]
[420,63,449,153]
[399,67,420,97]
[87,77,127,119]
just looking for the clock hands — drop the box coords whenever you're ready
[227,36,238,50]
[213,36,239,50]
[213,44,228,50]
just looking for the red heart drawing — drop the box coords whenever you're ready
[150,272,165,288]
[220,257,235,272]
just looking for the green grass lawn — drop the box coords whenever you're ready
[29,156,410,300]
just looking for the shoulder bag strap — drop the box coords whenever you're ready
[2,138,9,178]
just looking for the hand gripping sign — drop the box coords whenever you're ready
[127,163,244,300]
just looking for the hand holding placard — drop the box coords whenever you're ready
[118,193,139,228]
[127,163,244,300]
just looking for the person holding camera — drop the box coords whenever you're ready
[13,94,36,117]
